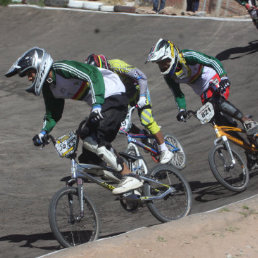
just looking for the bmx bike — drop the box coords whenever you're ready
[45,119,192,247]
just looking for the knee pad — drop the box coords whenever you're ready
[97,146,123,172]
[140,109,160,135]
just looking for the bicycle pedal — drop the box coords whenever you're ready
[122,191,141,200]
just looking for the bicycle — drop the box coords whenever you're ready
[186,97,258,192]
[46,119,192,248]
[119,106,186,170]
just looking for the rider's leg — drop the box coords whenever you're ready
[217,97,258,136]
[85,99,143,194]
[202,76,258,136]
[138,105,173,164]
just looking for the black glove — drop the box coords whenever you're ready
[176,109,187,122]
[89,105,103,123]
[219,77,231,93]
[32,130,48,146]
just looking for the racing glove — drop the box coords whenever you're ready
[219,77,231,93]
[89,104,103,123]
[176,109,187,122]
[32,130,48,146]
[137,96,147,109]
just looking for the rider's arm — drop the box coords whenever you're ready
[182,50,227,78]
[124,68,148,97]
[164,75,186,110]
[53,60,105,107]
[42,83,65,133]
[108,59,148,97]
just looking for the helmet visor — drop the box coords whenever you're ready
[5,61,20,78]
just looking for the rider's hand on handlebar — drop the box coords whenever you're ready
[176,109,188,122]
[89,105,103,123]
[32,130,48,146]
[137,95,147,109]
[219,77,231,93]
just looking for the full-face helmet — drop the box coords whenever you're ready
[85,54,109,69]
[146,38,179,76]
[5,47,53,96]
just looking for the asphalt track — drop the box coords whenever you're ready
[0,5,258,258]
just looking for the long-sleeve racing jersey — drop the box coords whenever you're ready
[164,49,227,110]
[42,60,125,132]
[108,59,148,100]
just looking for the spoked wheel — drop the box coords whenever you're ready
[209,144,249,192]
[125,143,148,175]
[164,134,186,170]
[143,165,192,222]
[49,187,100,248]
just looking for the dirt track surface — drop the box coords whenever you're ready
[0,5,258,258]
[42,195,258,258]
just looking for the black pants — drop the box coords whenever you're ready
[79,94,128,164]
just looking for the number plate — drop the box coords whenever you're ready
[196,102,214,124]
[55,132,77,157]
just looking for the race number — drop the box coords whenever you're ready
[196,102,214,124]
[55,132,77,157]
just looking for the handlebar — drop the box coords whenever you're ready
[44,118,89,159]
[186,110,197,119]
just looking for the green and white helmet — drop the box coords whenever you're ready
[146,38,179,75]
[5,47,53,96]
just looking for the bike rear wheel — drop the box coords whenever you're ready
[164,134,186,170]
[143,165,192,222]
[209,144,249,192]
[125,143,148,175]
[49,186,100,248]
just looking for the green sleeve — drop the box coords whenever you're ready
[182,49,227,78]
[164,75,186,110]
[42,83,64,133]
[53,60,105,106]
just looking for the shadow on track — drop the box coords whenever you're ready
[189,180,240,203]
[216,40,258,61]
[0,232,59,251]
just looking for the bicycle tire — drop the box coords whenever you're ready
[164,134,186,170]
[49,186,100,248]
[208,144,249,192]
[125,143,148,175]
[143,164,192,222]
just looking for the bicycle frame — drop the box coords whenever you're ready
[58,154,176,220]
[213,124,258,153]
[188,100,258,168]
[121,130,180,162]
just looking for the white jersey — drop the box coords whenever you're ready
[98,68,126,98]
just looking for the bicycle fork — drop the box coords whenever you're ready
[215,135,236,168]
[69,159,85,221]
[77,178,84,218]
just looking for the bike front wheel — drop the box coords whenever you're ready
[143,164,192,222]
[209,144,249,192]
[49,186,100,248]
[164,134,186,170]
